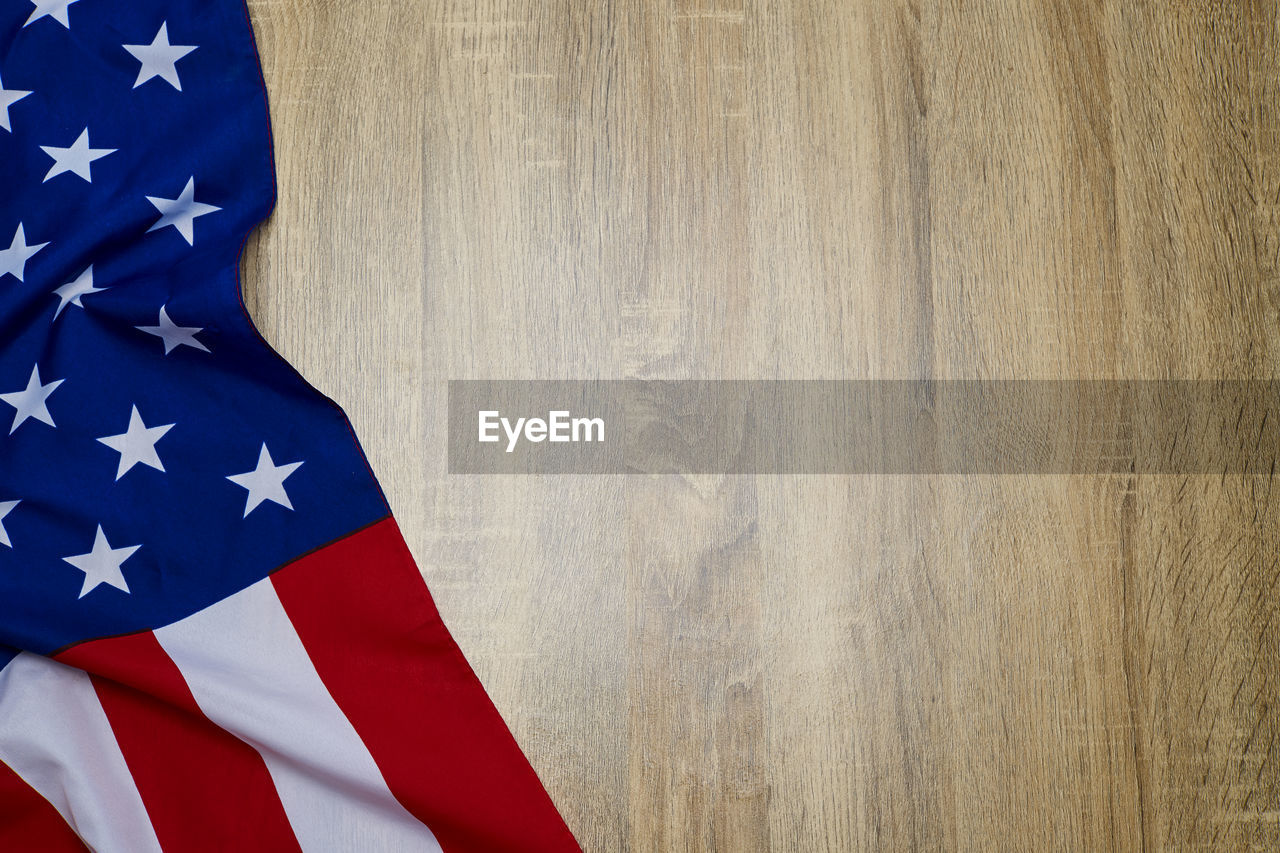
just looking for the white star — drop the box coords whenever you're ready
[123,23,197,91]
[0,500,18,548]
[146,177,219,245]
[0,74,32,133]
[52,266,105,319]
[97,405,174,480]
[0,365,63,434]
[62,525,139,598]
[41,128,115,183]
[24,0,78,28]
[227,444,304,517]
[136,305,209,354]
[0,224,49,282]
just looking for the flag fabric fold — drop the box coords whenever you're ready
[0,0,580,849]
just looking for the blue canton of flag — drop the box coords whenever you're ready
[0,1,581,850]
[0,0,386,662]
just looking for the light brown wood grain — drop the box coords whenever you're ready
[240,0,1280,849]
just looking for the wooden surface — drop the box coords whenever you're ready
[239,1,1280,849]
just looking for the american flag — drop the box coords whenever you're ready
[0,0,579,849]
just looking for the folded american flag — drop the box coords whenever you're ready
[0,1,579,850]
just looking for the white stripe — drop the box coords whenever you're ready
[0,652,163,852]
[155,578,442,853]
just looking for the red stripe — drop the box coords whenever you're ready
[0,759,88,852]
[271,517,580,853]
[56,632,302,853]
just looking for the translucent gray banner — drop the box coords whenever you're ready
[447,380,1280,474]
